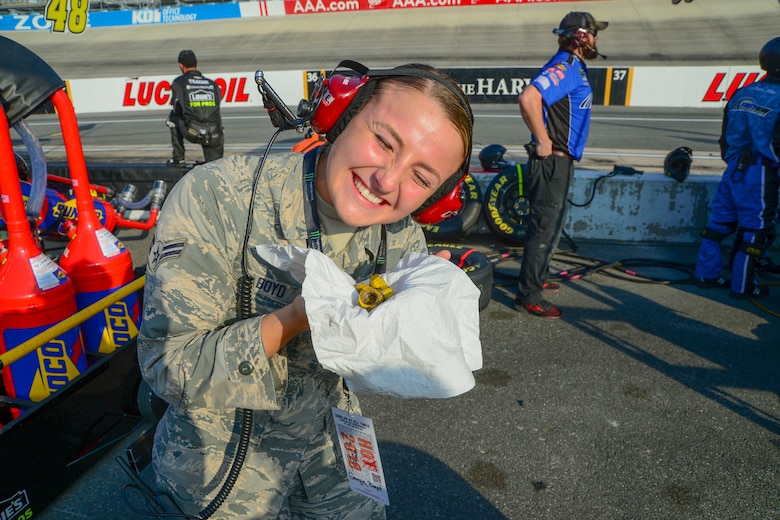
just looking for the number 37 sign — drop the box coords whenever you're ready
[45,0,89,33]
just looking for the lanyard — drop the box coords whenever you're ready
[302,149,386,274]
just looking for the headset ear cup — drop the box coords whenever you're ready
[308,74,368,136]
[413,168,468,224]
[306,61,371,137]
[324,80,376,142]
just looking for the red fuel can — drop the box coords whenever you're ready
[52,89,139,358]
[0,251,87,420]
[1,113,87,420]
[59,231,140,357]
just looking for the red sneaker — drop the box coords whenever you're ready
[542,282,560,295]
[514,298,562,319]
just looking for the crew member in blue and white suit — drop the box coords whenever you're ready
[694,37,780,300]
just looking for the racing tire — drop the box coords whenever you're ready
[428,243,494,311]
[482,164,530,245]
[421,174,483,241]
[136,378,168,423]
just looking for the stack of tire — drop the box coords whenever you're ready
[422,144,533,312]
[421,143,529,245]
[427,243,494,312]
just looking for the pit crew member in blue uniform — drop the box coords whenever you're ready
[694,37,780,300]
[515,11,607,319]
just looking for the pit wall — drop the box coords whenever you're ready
[470,172,719,245]
[61,161,719,245]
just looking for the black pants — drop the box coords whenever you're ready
[517,154,574,305]
[169,114,224,164]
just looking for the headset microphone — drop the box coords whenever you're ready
[552,28,607,59]
[254,70,304,132]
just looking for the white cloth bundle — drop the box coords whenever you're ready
[256,245,483,398]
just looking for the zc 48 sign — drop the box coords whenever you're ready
[45,0,89,33]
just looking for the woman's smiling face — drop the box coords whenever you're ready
[316,83,464,227]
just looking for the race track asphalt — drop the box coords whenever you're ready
[35,226,780,520]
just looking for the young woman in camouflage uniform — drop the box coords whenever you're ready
[138,63,473,519]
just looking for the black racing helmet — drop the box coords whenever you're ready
[664,146,692,183]
[759,36,780,78]
[478,144,510,171]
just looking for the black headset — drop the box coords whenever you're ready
[552,28,608,60]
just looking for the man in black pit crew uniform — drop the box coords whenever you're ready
[514,12,607,319]
[166,49,224,167]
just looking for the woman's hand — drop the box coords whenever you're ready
[261,296,309,357]
[433,249,452,261]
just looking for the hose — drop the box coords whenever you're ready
[567,166,644,208]
[116,181,167,210]
[12,119,47,222]
[491,249,697,286]
[600,257,696,285]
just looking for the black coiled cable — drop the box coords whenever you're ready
[197,128,284,519]
[236,274,255,322]
[197,408,254,519]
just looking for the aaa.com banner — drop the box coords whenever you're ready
[282,0,571,15]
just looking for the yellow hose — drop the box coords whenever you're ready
[0,275,146,370]
[751,281,780,318]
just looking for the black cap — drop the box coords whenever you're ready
[559,12,608,33]
[178,50,197,68]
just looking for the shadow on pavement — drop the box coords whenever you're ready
[380,441,508,520]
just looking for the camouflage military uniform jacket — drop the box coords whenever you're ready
[138,152,426,517]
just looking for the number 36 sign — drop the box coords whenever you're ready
[45,0,89,33]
